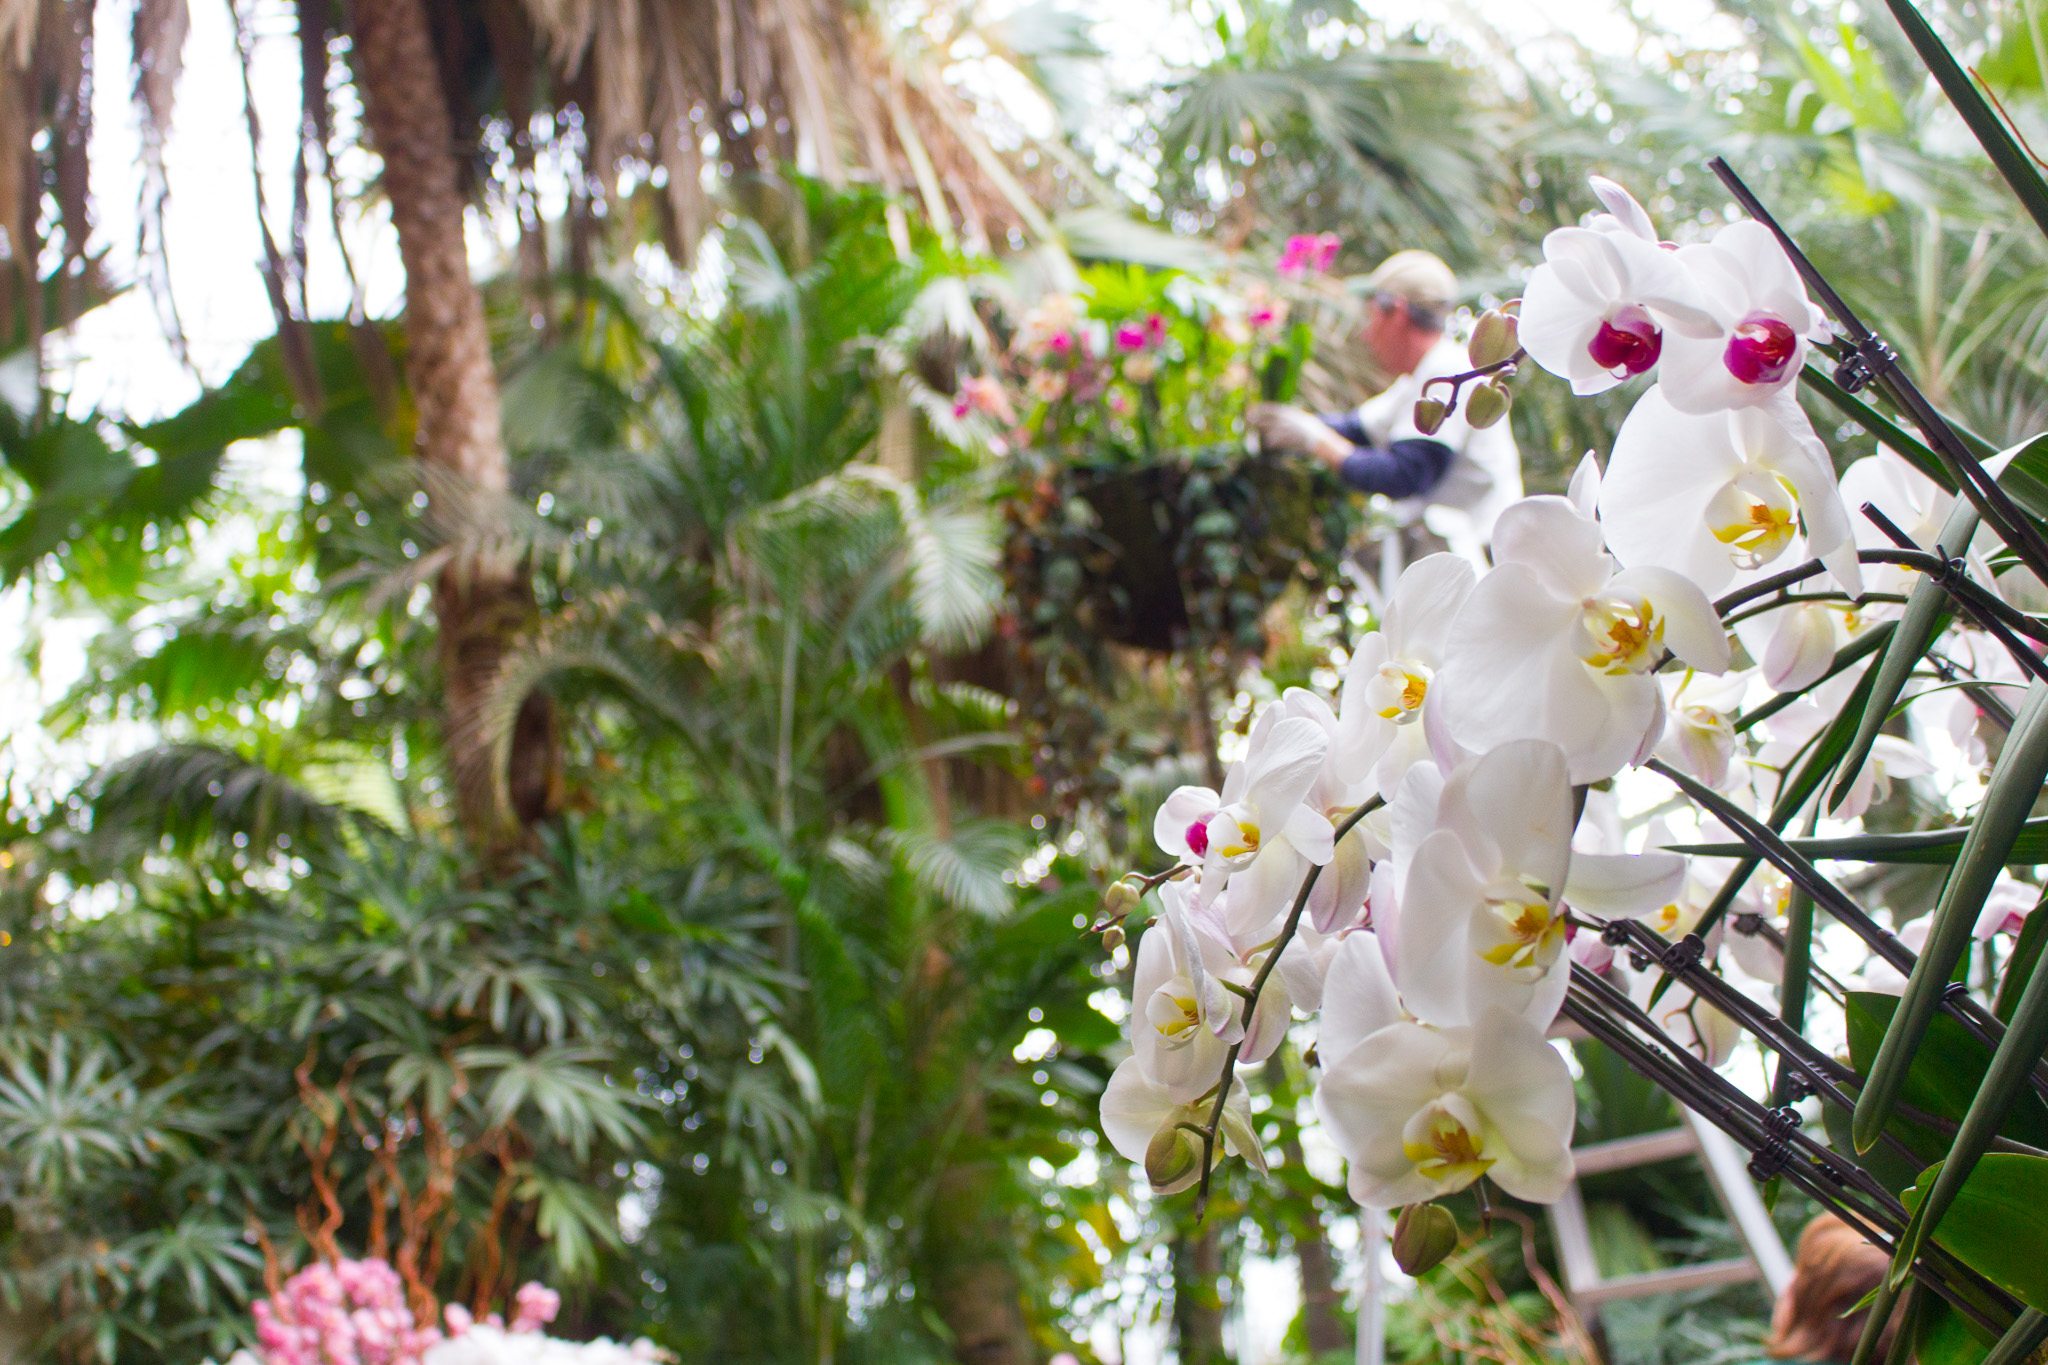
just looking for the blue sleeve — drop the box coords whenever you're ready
[1334,437,1454,499]
[1320,410,1372,446]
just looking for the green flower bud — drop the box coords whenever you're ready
[1392,1202,1460,1276]
[1102,880,1140,917]
[1145,1122,1203,1193]
[1101,924,1126,953]
[1468,309,1519,369]
[1464,379,1512,430]
[1413,396,1450,436]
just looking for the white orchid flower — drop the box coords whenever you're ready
[1162,880,1297,1061]
[1315,1005,1576,1208]
[1438,479,1732,784]
[1520,181,1717,395]
[1841,447,1955,601]
[1127,889,1235,1102]
[1260,689,1382,936]
[1316,930,1407,1069]
[1722,870,1795,983]
[1759,670,1931,816]
[1603,386,1861,597]
[1100,1057,1265,1194]
[1153,716,1337,933]
[1391,740,1684,1030]
[1862,918,1931,996]
[1336,553,1477,798]
[1974,876,2040,940]
[1655,670,1747,788]
[1734,598,1860,694]
[1658,220,1830,415]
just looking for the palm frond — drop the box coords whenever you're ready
[879,819,1029,918]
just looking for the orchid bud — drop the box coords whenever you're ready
[1413,396,1449,435]
[1468,309,1518,369]
[1392,1202,1460,1275]
[1103,880,1140,917]
[1464,379,1511,429]
[1145,1122,1203,1191]
[1101,924,1126,953]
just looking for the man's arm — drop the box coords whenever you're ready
[1249,403,1454,499]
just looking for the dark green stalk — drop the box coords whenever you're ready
[1881,0,2048,244]
[1833,495,1980,811]
[1854,681,2048,1153]
[1886,876,2048,1285]
[1983,1309,2048,1365]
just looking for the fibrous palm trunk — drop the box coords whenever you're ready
[1173,1225,1231,1365]
[348,0,558,866]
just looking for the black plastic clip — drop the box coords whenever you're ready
[1833,336,1898,394]
[1747,1106,1804,1181]
[1659,932,1707,974]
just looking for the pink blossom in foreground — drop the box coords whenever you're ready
[239,1258,596,1365]
[247,1258,441,1365]
[512,1282,563,1334]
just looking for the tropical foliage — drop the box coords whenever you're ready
[15,1,2048,1364]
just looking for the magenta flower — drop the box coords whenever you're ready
[1278,233,1341,277]
[1113,322,1149,352]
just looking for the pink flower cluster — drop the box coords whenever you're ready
[1277,232,1341,277]
[251,1258,440,1365]
[1112,314,1167,353]
[249,1257,563,1365]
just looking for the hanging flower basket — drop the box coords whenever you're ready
[1006,442,1354,655]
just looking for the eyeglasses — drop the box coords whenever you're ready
[1374,290,1446,333]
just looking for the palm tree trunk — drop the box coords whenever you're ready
[1284,1133,1349,1357]
[347,0,558,865]
[1173,1225,1231,1365]
[921,1087,1039,1365]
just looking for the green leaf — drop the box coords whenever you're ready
[1998,432,2048,525]
[1845,991,2048,1163]
[1855,681,2048,1152]
[1905,1154,2048,1312]
[1668,819,2048,867]
[1884,0,2048,244]
[1890,869,2048,1288]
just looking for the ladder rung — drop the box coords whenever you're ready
[1574,1258,1763,1307]
[1571,1127,1697,1176]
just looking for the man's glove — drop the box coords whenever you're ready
[1249,403,1348,461]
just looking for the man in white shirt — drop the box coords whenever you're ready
[1250,250,1522,563]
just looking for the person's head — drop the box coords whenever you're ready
[1357,249,1456,377]
[1766,1215,1899,1362]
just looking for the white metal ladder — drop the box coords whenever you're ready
[1547,1107,1795,1315]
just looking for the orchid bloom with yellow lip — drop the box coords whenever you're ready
[1153,713,1338,940]
[1383,740,1683,1032]
[1315,1004,1576,1209]
[1437,462,1731,785]
[1334,552,1476,800]
[1601,384,1860,600]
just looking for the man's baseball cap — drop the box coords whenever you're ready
[1354,249,1458,315]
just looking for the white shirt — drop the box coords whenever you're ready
[1349,332,1523,563]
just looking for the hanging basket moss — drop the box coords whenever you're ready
[1006,442,1354,654]
[1000,442,1359,812]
